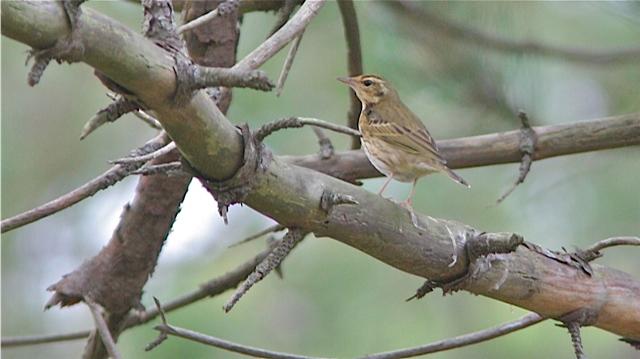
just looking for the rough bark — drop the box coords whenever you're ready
[2,0,639,341]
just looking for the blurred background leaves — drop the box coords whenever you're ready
[2,1,639,358]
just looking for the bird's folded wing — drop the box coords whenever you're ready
[366,116,447,165]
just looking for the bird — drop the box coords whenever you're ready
[338,74,469,209]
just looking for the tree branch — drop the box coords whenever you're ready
[150,309,543,359]
[389,1,640,65]
[2,245,272,347]
[3,0,638,342]
[285,113,640,182]
[0,133,169,233]
[153,323,318,359]
[275,31,304,96]
[337,0,363,149]
[192,66,274,91]
[361,313,544,359]
[85,298,122,359]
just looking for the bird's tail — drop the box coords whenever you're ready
[443,167,470,188]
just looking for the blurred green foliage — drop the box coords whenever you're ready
[2,1,639,358]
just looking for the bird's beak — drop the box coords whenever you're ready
[337,76,355,87]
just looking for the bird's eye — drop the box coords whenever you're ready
[363,80,373,87]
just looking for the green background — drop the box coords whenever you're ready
[2,1,639,358]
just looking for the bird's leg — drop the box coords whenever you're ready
[402,178,418,207]
[377,175,394,197]
[401,179,425,230]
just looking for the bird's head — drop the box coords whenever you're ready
[338,74,397,105]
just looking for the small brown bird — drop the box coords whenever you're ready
[338,74,469,207]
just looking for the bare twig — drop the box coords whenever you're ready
[256,117,361,142]
[229,224,286,248]
[85,298,122,359]
[224,229,306,312]
[133,109,162,129]
[275,31,304,96]
[555,308,598,359]
[233,0,326,72]
[80,96,140,140]
[1,331,89,347]
[132,161,186,176]
[193,66,274,91]
[177,0,240,34]
[144,297,169,351]
[0,133,169,233]
[565,322,586,359]
[361,313,545,359]
[577,236,640,262]
[496,111,537,204]
[112,142,177,165]
[312,127,335,159]
[390,1,640,65]
[152,314,544,359]
[337,0,363,149]
[105,92,162,130]
[153,323,320,359]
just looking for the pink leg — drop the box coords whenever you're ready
[378,175,394,196]
[402,179,425,230]
[403,179,418,206]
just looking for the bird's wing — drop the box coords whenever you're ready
[364,108,447,165]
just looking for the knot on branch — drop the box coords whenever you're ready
[26,0,87,86]
[320,189,358,215]
[194,124,271,224]
[466,232,524,262]
[408,231,524,299]
[217,0,241,17]
[172,55,199,105]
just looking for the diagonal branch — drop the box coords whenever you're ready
[275,31,304,96]
[1,245,273,347]
[3,0,638,342]
[0,133,169,233]
[85,298,122,359]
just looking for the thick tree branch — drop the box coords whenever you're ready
[3,0,638,343]
[286,113,640,181]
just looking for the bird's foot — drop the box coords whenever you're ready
[399,201,426,231]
